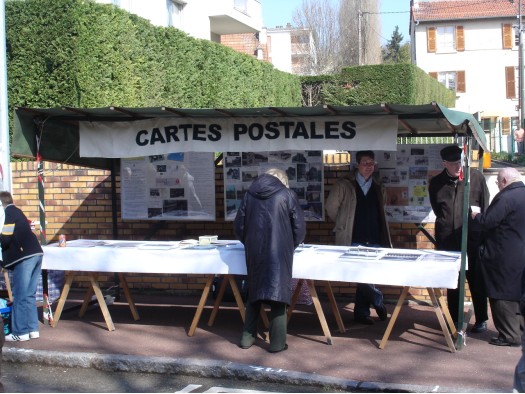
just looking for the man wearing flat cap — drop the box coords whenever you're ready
[429,145,490,333]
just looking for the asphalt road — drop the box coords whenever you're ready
[0,361,351,393]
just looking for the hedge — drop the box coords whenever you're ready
[301,63,455,107]
[5,0,301,129]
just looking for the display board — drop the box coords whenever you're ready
[223,150,324,222]
[120,152,215,220]
[373,144,448,223]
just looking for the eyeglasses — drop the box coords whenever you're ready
[359,161,376,167]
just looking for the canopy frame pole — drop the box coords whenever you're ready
[456,133,472,350]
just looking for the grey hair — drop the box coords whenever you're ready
[265,168,289,188]
[499,167,522,186]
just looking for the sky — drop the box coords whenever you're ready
[261,0,411,44]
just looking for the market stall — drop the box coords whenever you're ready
[11,102,488,349]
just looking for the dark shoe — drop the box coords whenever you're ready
[355,316,375,325]
[375,304,388,321]
[268,344,288,353]
[489,337,520,347]
[470,321,487,333]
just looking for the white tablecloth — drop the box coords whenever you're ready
[42,240,461,289]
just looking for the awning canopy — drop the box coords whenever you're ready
[13,102,487,169]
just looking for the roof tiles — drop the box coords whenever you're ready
[412,0,519,22]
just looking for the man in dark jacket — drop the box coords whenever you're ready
[0,191,43,342]
[234,168,306,353]
[429,145,490,333]
[472,167,525,346]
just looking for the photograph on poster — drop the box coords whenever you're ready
[121,152,215,221]
[224,150,325,222]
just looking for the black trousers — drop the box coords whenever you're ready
[490,298,522,344]
[447,248,488,324]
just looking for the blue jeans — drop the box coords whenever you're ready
[351,243,384,318]
[12,255,43,335]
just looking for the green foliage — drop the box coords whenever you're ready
[491,151,525,165]
[382,26,410,64]
[6,0,300,119]
[301,64,455,106]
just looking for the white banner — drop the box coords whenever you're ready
[79,116,398,157]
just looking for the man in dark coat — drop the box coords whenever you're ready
[472,167,525,346]
[234,168,306,353]
[429,145,490,333]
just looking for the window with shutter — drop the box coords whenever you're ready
[436,26,455,52]
[503,24,513,49]
[427,27,436,52]
[456,26,465,51]
[456,70,466,93]
[502,117,511,134]
[437,71,456,91]
[506,66,516,99]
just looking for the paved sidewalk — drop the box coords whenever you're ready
[2,292,520,392]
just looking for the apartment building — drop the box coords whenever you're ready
[410,0,520,152]
[221,24,316,76]
[95,0,262,42]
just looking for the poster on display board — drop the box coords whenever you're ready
[120,152,215,220]
[224,150,324,222]
[364,144,449,223]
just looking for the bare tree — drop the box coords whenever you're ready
[293,0,381,75]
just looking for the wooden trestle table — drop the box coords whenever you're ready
[42,240,461,351]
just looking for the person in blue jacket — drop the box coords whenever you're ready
[0,191,43,342]
[234,168,306,353]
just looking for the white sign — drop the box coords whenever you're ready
[79,116,398,157]
[121,152,215,221]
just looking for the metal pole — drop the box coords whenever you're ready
[358,10,362,66]
[0,0,11,192]
[456,136,471,351]
[518,0,525,127]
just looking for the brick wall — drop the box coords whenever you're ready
[10,161,467,304]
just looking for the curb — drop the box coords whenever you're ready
[3,347,499,393]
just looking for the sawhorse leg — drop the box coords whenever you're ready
[434,288,456,337]
[118,273,140,321]
[307,279,333,345]
[379,286,409,349]
[428,287,456,353]
[208,275,251,326]
[321,281,345,334]
[76,274,115,331]
[51,271,75,328]
[188,274,214,337]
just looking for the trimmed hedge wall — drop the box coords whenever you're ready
[301,64,456,107]
[6,0,301,115]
